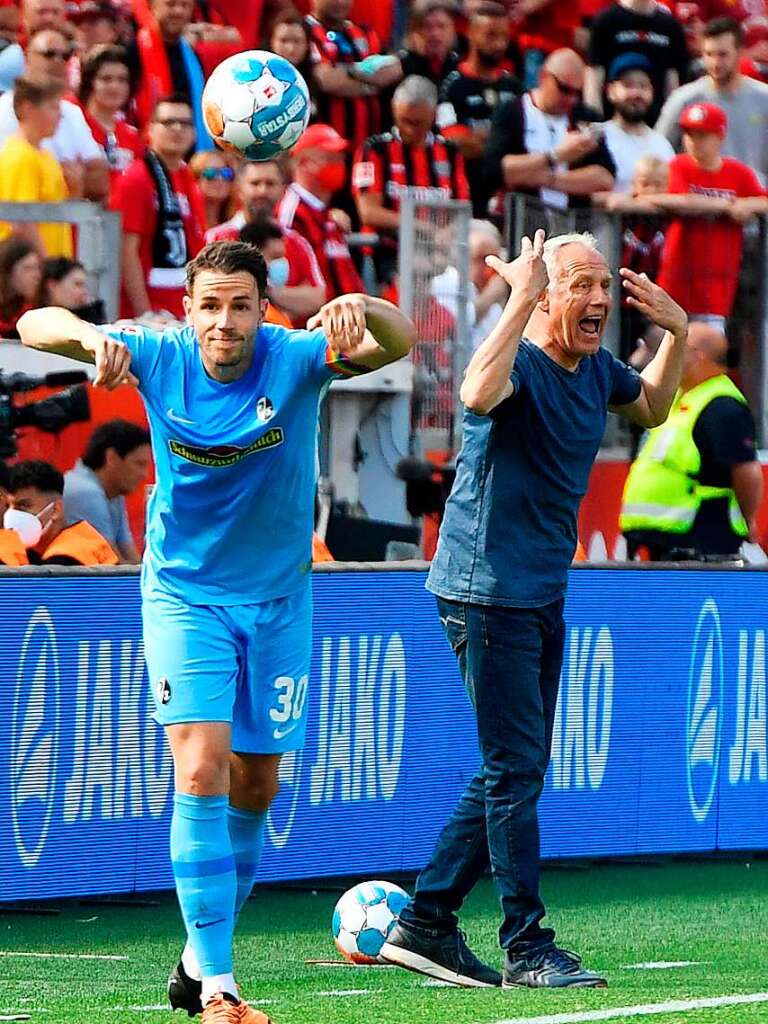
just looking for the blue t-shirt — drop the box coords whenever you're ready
[105,321,358,605]
[427,340,642,608]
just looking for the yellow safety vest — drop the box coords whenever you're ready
[620,374,749,537]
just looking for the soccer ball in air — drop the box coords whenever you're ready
[201,50,311,161]
[332,880,409,964]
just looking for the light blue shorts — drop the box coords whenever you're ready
[142,585,312,754]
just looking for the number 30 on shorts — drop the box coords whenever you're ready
[269,674,309,726]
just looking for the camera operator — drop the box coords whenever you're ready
[0,460,28,565]
[0,368,90,461]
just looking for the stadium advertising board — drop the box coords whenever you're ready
[0,568,766,901]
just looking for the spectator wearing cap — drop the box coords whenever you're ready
[352,75,469,284]
[653,102,767,329]
[277,123,365,302]
[586,0,689,123]
[0,27,108,200]
[602,53,675,193]
[656,17,768,182]
[206,158,326,327]
[437,2,520,216]
[740,16,768,83]
[484,48,614,216]
[70,2,122,52]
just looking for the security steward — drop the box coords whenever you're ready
[7,460,118,566]
[621,322,763,561]
[0,461,28,565]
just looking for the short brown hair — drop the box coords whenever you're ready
[13,74,63,119]
[185,240,268,297]
[703,16,743,46]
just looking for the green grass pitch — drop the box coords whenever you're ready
[0,861,766,1024]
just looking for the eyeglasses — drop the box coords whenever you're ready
[154,117,194,129]
[199,166,235,181]
[32,48,71,61]
[549,73,582,98]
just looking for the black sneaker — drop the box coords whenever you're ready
[503,946,607,989]
[380,922,502,988]
[168,957,203,1016]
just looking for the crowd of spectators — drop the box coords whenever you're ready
[2,0,768,562]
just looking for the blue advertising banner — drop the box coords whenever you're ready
[0,568,766,902]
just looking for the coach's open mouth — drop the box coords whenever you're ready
[578,316,602,336]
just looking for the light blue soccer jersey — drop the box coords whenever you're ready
[103,321,360,605]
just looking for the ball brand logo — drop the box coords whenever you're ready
[687,598,724,823]
[11,608,61,867]
[267,748,303,850]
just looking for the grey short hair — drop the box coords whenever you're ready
[392,75,439,109]
[542,231,600,290]
[470,218,503,249]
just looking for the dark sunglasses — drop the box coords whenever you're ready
[33,47,71,60]
[199,166,235,181]
[550,73,581,98]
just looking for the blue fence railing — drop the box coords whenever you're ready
[1,567,766,901]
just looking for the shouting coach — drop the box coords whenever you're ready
[382,231,688,989]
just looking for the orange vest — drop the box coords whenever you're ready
[0,528,29,566]
[42,521,119,566]
[312,532,334,563]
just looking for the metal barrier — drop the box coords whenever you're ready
[504,193,768,445]
[398,191,472,455]
[0,201,121,321]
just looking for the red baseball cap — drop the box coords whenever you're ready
[292,124,348,155]
[679,102,728,137]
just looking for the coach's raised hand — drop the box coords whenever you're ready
[620,268,688,339]
[308,294,367,354]
[485,228,548,302]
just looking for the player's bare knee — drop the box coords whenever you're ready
[175,758,230,796]
[231,774,279,812]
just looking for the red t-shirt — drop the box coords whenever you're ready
[82,111,145,198]
[657,154,765,317]
[112,158,205,318]
[277,184,364,301]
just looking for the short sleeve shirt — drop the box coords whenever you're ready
[102,321,367,605]
[427,341,642,607]
[63,460,133,549]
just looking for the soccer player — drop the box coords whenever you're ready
[380,230,689,989]
[18,240,415,1023]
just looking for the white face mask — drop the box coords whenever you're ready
[3,502,54,547]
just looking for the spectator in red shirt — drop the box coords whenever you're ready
[741,15,768,83]
[268,7,314,99]
[112,94,205,319]
[655,102,768,329]
[277,122,365,300]
[206,158,326,325]
[189,149,235,231]
[306,0,402,156]
[513,0,582,89]
[78,44,143,195]
[353,74,470,283]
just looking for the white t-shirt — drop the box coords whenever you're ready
[0,92,102,162]
[521,93,571,209]
[603,121,675,193]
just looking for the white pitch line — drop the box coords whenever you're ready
[0,1016,31,1021]
[622,961,707,971]
[316,989,381,997]
[0,951,128,961]
[493,991,768,1024]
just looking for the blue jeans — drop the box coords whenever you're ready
[399,596,565,954]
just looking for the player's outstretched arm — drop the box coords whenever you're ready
[307,294,416,371]
[17,307,136,390]
[460,229,547,415]
[612,270,688,428]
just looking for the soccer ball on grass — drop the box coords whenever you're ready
[202,50,311,161]
[332,880,410,964]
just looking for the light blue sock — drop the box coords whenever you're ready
[171,793,237,977]
[227,806,267,917]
